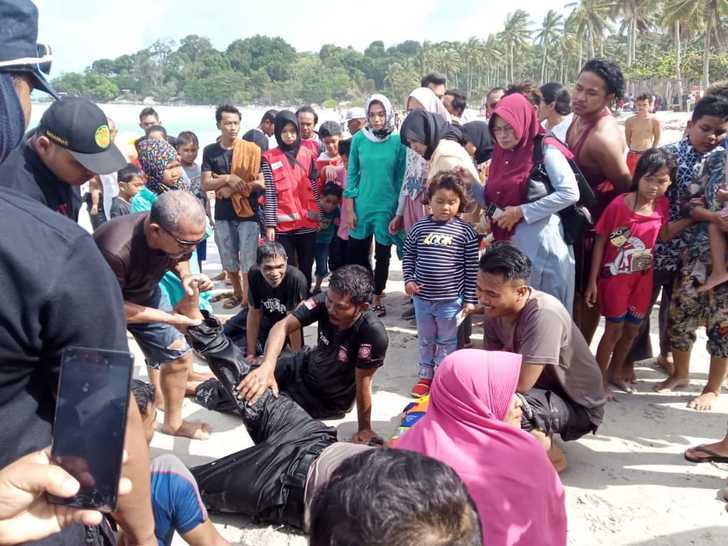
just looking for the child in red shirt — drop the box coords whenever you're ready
[585,148,693,398]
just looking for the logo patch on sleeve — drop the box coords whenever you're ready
[303,298,317,310]
[357,343,372,359]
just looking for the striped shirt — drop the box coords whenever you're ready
[263,156,320,234]
[403,215,480,304]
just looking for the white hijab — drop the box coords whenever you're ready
[361,94,395,143]
[407,87,452,122]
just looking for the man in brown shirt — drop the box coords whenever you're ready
[94,190,213,440]
[477,243,606,445]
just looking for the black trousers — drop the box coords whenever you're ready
[186,314,337,530]
[520,388,599,442]
[222,306,274,356]
[345,235,390,295]
[276,231,317,292]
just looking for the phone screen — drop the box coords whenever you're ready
[50,347,133,512]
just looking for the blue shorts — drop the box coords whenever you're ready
[214,219,259,273]
[127,287,190,369]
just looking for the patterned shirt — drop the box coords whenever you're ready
[654,138,705,272]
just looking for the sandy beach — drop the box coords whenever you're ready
[127,110,728,545]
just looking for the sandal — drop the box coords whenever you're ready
[684,445,728,463]
[411,378,432,398]
[223,296,243,309]
[372,304,386,317]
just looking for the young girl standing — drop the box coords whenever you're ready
[585,149,692,397]
[402,172,480,397]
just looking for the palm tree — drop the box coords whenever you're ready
[535,10,564,82]
[606,1,656,67]
[663,0,728,90]
[500,10,532,83]
[567,0,611,59]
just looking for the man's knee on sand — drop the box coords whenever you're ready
[309,449,483,546]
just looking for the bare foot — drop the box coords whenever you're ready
[687,391,719,411]
[656,355,675,376]
[609,376,635,393]
[213,271,226,282]
[605,388,616,401]
[653,375,689,393]
[161,420,211,440]
[698,272,728,293]
[548,443,568,473]
[185,380,203,396]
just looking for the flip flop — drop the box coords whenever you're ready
[211,291,234,303]
[684,445,728,463]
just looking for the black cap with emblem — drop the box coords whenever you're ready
[38,97,126,174]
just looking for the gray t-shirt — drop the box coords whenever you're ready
[303,443,373,530]
[483,288,606,427]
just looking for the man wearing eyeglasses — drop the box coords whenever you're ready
[94,191,215,441]
[481,87,505,121]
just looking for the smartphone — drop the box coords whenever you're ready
[49,347,133,512]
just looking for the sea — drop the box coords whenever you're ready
[28,102,345,152]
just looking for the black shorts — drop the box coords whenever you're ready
[520,388,598,442]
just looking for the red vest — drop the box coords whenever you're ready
[263,147,319,232]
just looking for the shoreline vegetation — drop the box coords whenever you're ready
[52,2,728,109]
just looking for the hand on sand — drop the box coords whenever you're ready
[352,429,382,446]
[653,375,689,393]
[161,420,211,440]
[0,448,131,545]
[236,366,278,404]
[687,391,719,411]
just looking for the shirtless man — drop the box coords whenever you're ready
[625,94,661,175]
[566,58,633,343]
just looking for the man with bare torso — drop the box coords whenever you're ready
[625,93,662,175]
[566,59,633,343]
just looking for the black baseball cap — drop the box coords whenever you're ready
[39,97,126,174]
[0,0,58,99]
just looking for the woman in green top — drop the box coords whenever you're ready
[343,94,406,316]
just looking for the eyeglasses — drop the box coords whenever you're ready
[492,125,514,135]
[161,225,204,247]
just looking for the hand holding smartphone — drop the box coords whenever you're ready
[49,347,133,512]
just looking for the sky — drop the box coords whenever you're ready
[34,0,571,76]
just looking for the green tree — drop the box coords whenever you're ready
[500,10,532,83]
[536,9,564,82]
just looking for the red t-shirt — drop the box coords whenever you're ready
[595,193,668,277]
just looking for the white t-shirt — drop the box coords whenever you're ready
[542,113,574,143]
[100,172,119,220]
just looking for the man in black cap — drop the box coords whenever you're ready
[0,96,127,220]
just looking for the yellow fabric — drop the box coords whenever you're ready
[230,139,262,218]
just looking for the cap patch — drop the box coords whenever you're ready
[94,125,110,149]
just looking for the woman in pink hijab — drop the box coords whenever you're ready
[397,349,567,546]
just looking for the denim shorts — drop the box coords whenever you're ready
[215,219,259,273]
[127,287,190,368]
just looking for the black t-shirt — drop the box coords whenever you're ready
[248,264,308,327]
[201,141,258,222]
[291,292,388,407]
[0,188,128,545]
[109,196,131,218]
[0,141,82,220]
[94,213,191,305]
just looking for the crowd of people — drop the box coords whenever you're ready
[1,1,728,545]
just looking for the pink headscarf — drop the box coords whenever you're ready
[397,349,567,546]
